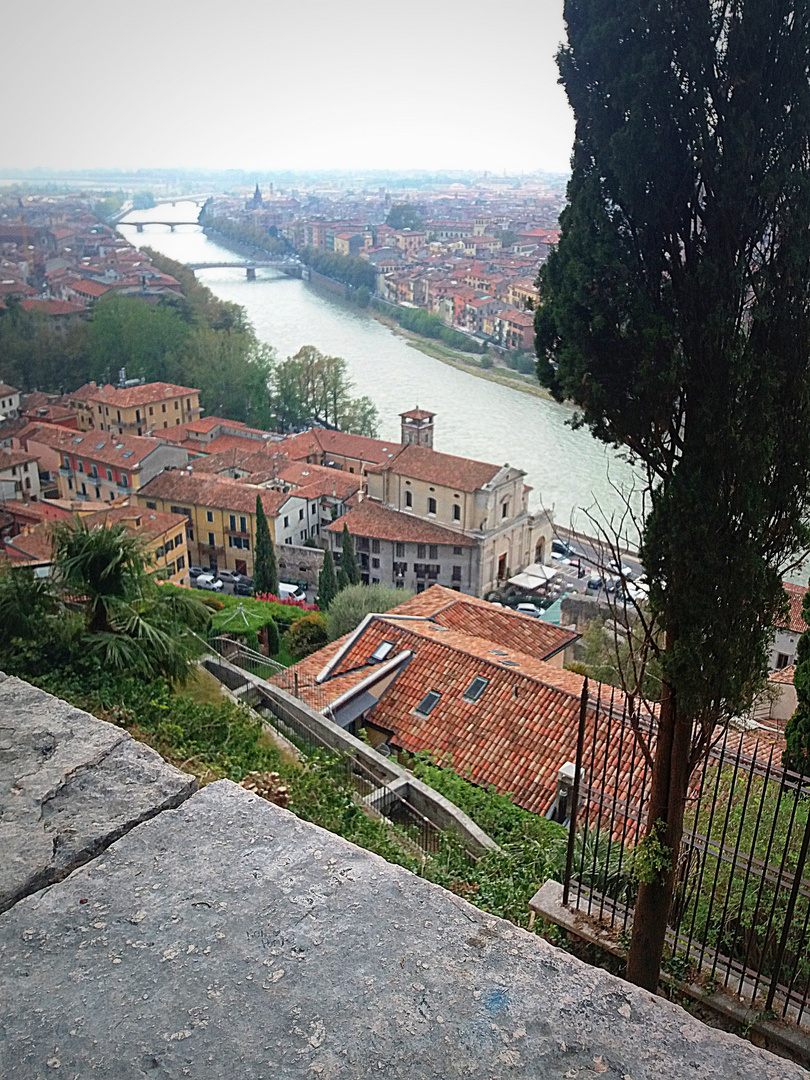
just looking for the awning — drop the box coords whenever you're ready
[508,564,559,591]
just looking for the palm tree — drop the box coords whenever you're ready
[52,519,210,680]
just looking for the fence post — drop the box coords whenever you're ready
[294,671,299,698]
[563,677,589,907]
[765,784,810,1012]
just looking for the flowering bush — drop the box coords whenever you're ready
[254,592,318,611]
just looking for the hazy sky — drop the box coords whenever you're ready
[5,0,574,175]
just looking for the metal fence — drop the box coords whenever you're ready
[203,637,465,860]
[561,682,810,1027]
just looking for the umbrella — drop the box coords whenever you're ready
[211,602,272,635]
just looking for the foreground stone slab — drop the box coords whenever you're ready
[1,780,804,1079]
[0,674,196,912]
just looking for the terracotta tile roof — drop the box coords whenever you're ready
[769,665,796,685]
[82,506,188,544]
[0,383,19,397]
[778,582,808,634]
[69,279,110,298]
[400,409,435,421]
[429,598,577,659]
[200,434,272,456]
[17,422,164,469]
[0,279,38,298]
[367,442,502,492]
[285,614,587,814]
[138,469,291,517]
[279,428,402,466]
[0,447,37,470]
[325,500,473,546]
[87,382,200,409]
[6,509,186,563]
[185,416,245,434]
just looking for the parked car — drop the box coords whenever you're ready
[608,558,635,579]
[217,570,240,584]
[195,573,223,592]
[234,580,253,596]
[278,581,307,602]
[188,565,206,579]
[552,538,581,558]
[516,602,544,618]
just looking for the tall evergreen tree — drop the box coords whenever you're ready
[253,494,279,596]
[318,548,338,610]
[340,523,360,586]
[536,0,810,991]
[784,593,810,777]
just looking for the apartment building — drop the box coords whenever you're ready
[68,381,202,436]
[136,468,314,577]
[15,422,189,503]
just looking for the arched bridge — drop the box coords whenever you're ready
[120,221,201,232]
[186,260,303,280]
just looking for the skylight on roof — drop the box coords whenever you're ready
[501,660,519,667]
[462,676,489,703]
[72,437,83,444]
[370,641,395,663]
[414,690,441,717]
[122,450,134,458]
[488,649,507,655]
[94,441,106,450]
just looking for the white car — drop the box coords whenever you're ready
[195,573,223,591]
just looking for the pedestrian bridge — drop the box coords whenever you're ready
[187,260,303,280]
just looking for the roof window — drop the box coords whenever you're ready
[370,641,395,663]
[462,676,489,703]
[94,441,106,450]
[414,690,441,717]
[488,648,507,655]
[501,660,519,667]
[72,437,83,444]
[122,450,134,458]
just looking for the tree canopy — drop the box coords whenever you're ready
[253,494,279,597]
[385,204,424,231]
[535,0,810,990]
[271,345,379,436]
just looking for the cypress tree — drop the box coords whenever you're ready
[340,522,360,585]
[784,593,810,778]
[318,548,338,610]
[337,566,350,592]
[253,494,279,596]
[537,0,810,991]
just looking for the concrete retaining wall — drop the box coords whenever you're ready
[201,653,498,857]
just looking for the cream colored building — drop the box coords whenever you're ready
[68,381,202,437]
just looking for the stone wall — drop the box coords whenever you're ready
[276,540,324,588]
[1,672,806,1079]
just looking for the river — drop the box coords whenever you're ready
[119,202,641,534]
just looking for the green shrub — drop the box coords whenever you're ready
[326,583,411,641]
[285,612,328,658]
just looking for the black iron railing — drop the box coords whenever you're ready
[561,682,810,1027]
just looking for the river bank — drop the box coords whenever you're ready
[194,223,558,404]
[366,303,557,402]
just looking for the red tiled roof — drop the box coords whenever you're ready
[69,279,110,298]
[282,610,587,814]
[87,382,199,409]
[769,665,796,685]
[0,447,36,470]
[279,428,401,466]
[778,582,808,634]
[138,469,291,517]
[326,500,472,546]
[20,299,88,316]
[17,422,164,469]
[368,442,502,492]
[400,409,435,421]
